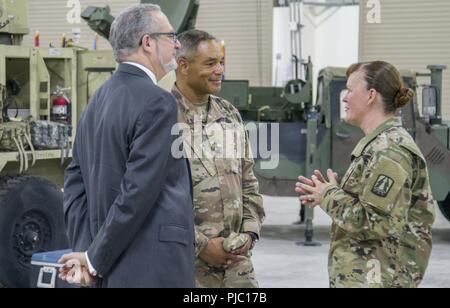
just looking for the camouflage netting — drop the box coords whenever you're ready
[30,120,71,150]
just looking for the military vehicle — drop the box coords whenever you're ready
[82,0,450,240]
[219,63,450,242]
[1,0,448,287]
[0,0,115,287]
[0,0,200,288]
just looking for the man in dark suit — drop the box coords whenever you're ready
[58,4,195,288]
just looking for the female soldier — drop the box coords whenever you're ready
[296,61,435,288]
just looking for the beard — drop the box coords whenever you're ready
[162,57,178,73]
[156,44,178,74]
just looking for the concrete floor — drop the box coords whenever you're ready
[252,196,450,288]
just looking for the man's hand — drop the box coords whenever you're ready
[295,169,338,207]
[58,252,96,286]
[199,237,246,269]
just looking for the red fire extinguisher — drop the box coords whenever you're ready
[51,86,71,123]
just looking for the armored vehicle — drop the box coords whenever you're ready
[1,0,448,287]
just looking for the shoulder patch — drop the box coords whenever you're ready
[371,175,394,197]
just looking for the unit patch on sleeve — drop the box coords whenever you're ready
[371,175,395,198]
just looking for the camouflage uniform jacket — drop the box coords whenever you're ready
[172,85,265,257]
[320,117,435,288]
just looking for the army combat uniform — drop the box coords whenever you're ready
[172,85,265,288]
[320,117,435,288]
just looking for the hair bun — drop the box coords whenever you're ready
[395,88,414,108]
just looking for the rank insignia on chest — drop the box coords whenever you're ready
[371,175,395,197]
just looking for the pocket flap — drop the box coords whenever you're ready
[159,225,190,246]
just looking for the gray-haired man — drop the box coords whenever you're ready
[59,4,195,288]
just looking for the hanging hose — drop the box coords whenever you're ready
[17,136,28,172]
[59,129,65,166]
[24,126,36,167]
[65,128,71,163]
[12,134,24,174]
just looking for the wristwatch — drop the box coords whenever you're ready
[245,232,259,249]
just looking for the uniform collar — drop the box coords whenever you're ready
[172,84,224,124]
[351,116,402,158]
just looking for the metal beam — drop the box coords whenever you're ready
[277,0,359,7]
[304,0,359,6]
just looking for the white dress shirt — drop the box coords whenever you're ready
[123,61,157,84]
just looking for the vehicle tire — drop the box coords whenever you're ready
[438,192,450,222]
[0,176,69,288]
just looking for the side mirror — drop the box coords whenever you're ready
[284,79,309,105]
[422,86,438,121]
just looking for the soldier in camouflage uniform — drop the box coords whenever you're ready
[296,61,435,288]
[173,30,265,288]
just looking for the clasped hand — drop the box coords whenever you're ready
[295,169,338,207]
[199,237,249,270]
[58,252,97,287]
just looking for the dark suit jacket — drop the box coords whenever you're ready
[63,63,195,288]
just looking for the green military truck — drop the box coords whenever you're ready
[0,0,115,287]
[219,62,450,233]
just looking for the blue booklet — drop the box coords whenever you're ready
[31,249,73,268]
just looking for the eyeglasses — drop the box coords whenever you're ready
[149,32,178,43]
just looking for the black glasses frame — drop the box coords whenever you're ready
[148,32,178,43]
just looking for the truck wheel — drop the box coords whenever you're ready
[0,176,69,288]
[438,192,450,221]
